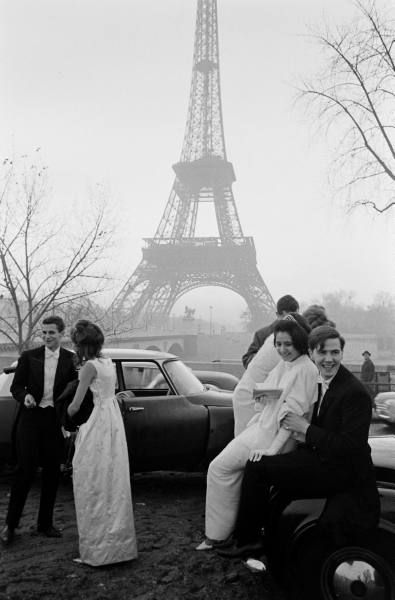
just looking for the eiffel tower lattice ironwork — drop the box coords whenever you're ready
[111,0,274,330]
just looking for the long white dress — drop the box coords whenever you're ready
[232,334,280,436]
[205,354,318,541]
[72,357,138,566]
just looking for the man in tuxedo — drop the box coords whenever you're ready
[242,294,299,368]
[219,325,379,557]
[0,316,77,545]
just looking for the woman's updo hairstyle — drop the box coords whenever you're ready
[302,304,336,330]
[273,312,311,355]
[70,319,104,364]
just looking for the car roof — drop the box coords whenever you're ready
[1,349,178,374]
[102,347,177,360]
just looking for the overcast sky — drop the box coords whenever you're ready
[1,0,393,327]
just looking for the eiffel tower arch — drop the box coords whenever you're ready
[111,0,275,331]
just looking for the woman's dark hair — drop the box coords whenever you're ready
[70,319,104,364]
[302,304,336,329]
[273,312,311,355]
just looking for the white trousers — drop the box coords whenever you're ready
[205,436,252,541]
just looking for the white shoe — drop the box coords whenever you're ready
[195,539,214,551]
[244,557,267,574]
[72,557,83,564]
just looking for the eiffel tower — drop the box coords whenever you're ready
[111,0,274,331]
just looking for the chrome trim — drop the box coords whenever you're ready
[322,547,395,600]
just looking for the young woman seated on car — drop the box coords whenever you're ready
[196,315,318,550]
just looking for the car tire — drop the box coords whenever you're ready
[286,525,395,600]
[321,546,395,600]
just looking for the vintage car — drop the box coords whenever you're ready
[374,391,395,424]
[0,348,235,472]
[267,480,395,599]
[265,435,395,599]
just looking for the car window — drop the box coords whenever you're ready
[119,361,170,392]
[163,360,205,395]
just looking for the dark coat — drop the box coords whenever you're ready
[242,321,277,368]
[54,379,94,432]
[361,357,375,382]
[306,365,380,545]
[307,364,374,474]
[11,345,78,408]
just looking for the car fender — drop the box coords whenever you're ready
[205,406,234,465]
[374,392,395,423]
[272,488,395,600]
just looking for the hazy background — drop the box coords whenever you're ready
[1,0,393,329]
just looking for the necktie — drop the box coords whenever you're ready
[312,382,322,424]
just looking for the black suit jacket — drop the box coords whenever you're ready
[11,345,78,407]
[306,364,377,491]
[306,365,380,544]
[242,321,277,369]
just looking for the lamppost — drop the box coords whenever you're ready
[209,305,213,336]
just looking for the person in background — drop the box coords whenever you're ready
[302,304,336,329]
[361,350,376,400]
[68,320,137,566]
[242,295,299,369]
[0,316,77,546]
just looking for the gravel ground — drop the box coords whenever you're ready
[0,471,286,600]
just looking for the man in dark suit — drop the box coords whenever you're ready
[0,316,77,545]
[242,294,299,368]
[220,325,379,557]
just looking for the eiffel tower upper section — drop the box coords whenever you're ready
[154,0,242,243]
[110,0,274,329]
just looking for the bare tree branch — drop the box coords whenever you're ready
[353,199,395,212]
[299,0,395,213]
[0,153,114,351]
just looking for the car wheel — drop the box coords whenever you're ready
[321,546,395,600]
[284,523,395,600]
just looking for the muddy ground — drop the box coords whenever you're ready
[0,470,286,600]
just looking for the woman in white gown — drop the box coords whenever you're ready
[197,316,318,550]
[67,320,137,566]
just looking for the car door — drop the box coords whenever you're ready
[0,370,19,460]
[114,359,208,472]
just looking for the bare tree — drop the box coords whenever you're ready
[300,0,395,213]
[0,153,113,352]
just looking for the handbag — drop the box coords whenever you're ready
[54,379,94,432]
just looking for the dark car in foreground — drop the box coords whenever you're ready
[0,348,235,472]
[266,435,395,599]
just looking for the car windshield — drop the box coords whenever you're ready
[163,360,205,395]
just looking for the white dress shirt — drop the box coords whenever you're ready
[316,373,334,416]
[40,347,60,408]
